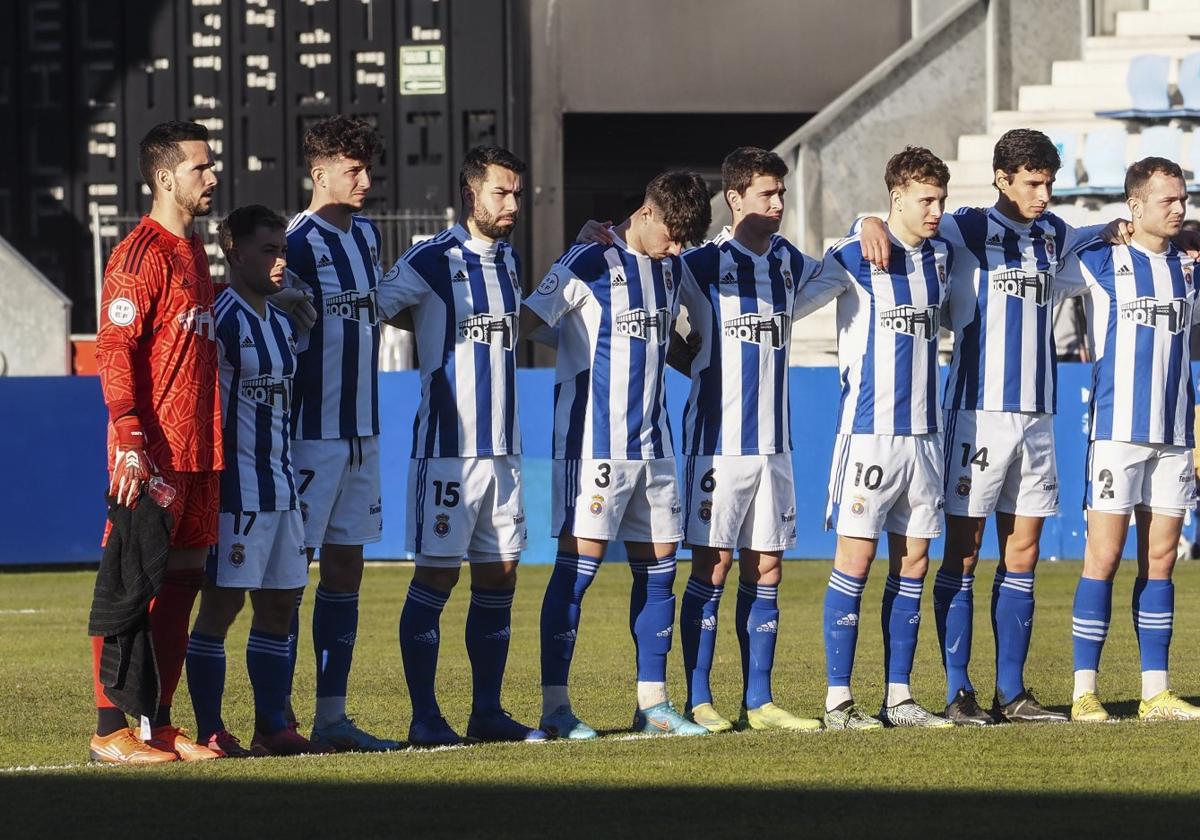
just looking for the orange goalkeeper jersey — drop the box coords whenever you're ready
[96,216,223,472]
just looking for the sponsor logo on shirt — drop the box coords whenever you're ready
[879,305,939,341]
[325,289,378,324]
[458,312,517,349]
[991,269,1052,306]
[177,306,216,341]
[240,374,293,413]
[1119,297,1191,333]
[615,307,671,344]
[723,312,790,348]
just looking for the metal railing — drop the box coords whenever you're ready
[88,205,455,331]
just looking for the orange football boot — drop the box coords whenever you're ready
[148,725,220,761]
[89,729,178,764]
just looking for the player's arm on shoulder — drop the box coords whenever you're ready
[792,252,852,320]
[574,219,614,246]
[377,258,428,324]
[269,287,317,332]
[854,216,891,271]
[1175,230,1200,260]
[1054,249,1092,303]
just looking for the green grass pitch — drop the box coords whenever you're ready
[3,561,1200,838]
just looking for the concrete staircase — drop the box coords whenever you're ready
[793,0,1200,366]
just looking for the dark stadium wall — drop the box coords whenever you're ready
[0,365,1158,567]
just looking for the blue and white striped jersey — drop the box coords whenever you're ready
[939,207,1098,414]
[284,211,383,440]
[1057,240,1197,445]
[524,230,682,460]
[795,228,952,435]
[678,232,821,456]
[376,224,522,458]
[214,288,298,513]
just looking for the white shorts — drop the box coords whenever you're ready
[1086,440,1196,517]
[943,409,1058,518]
[208,510,308,590]
[682,454,796,552]
[406,455,526,562]
[826,433,945,539]
[290,436,383,548]
[553,458,683,544]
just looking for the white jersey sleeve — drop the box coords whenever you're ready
[376,258,432,321]
[793,250,852,320]
[523,259,592,327]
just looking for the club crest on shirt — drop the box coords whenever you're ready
[663,263,674,292]
[509,270,521,291]
[229,542,245,567]
[782,268,793,290]
[434,513,451,537]
[1043,234,1056,256]
[589,495,605,516]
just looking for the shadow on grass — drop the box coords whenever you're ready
[4,777,1199,838]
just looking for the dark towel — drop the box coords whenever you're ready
[87,495,173,719]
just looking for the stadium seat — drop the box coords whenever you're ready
[1138,124,1184,161]
[1049,132,1079,190]
[1056,128,1128,197]
[1096,54,1173,119]
[1179,53,1200,114]
[1188,130,1200,191]
[1048,202,1089,228]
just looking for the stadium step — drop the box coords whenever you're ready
[1083,35,1198,63]
[1017,83,1130,113]
[1115,8,1200,37]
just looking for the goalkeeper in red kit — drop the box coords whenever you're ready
[88,121,227,763]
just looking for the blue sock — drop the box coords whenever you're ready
[1132,577,1173,673]
[399,580,449,722]
[737,581,779,710]
[247,629,292,735]
[629,554,677,684]
[992,570,1035,702]
[933,569,975,703]
[680,577,723,709]
[1072,576,1112,673]
[185,631,226,740]
[824,569,867,693]
[881,575,923,687]
[312,585,358,703]
[466,587,514,712]
[540,552,600,688]
[286,590,303,701]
